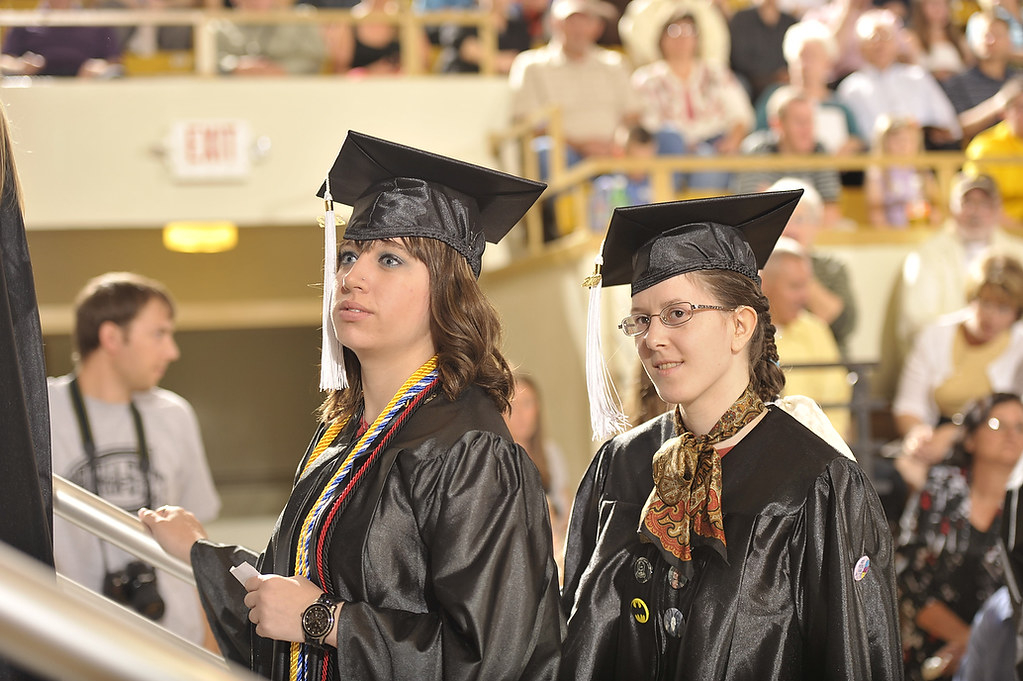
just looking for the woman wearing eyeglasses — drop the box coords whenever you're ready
[896,392,1023,681]
[559,191,902,680]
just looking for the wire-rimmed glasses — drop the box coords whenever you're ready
[618,302,732,337]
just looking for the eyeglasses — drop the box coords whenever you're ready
[665,21,698,39]
[619,302,732,337]
[985,417,1023,435]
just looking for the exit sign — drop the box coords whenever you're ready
[166,119,253,181]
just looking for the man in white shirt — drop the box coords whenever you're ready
[509,0,641,174]
[49,272,220,645]
[837,8,962,150]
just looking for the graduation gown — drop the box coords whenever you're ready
[190,386,564,680]
[560,406,903,681]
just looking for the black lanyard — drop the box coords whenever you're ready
[68,377,153,510]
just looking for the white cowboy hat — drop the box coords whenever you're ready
[618,0,730,67]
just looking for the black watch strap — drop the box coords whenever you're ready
[301,593,340,648]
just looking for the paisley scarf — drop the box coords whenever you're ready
[639,383,764,571]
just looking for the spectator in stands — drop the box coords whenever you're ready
[589,124,656,231]
[896,392,1023,681]
[893,254,1023,499]
[965,76,1023,227]
[435,0,535,73]
[631,9,752,191]
[0,0,122,77]
[837,8,963,150]
[754,20,865,157]
[504,372,571,577]
[323,0,430,74]
[728,0,798,102]
[509,0,639,181]
[618,0,731,70]
[760,236,852,436]
[943,11,1021,143]
[802,0,876,81]
[904,0,972,82]
[865,115,941,228]
[734,86,842,227]
[768,177,859,355]
[966,0,1023,61]
[102,0,197,59]
[216,0,326,75]
[879,173,1023,400]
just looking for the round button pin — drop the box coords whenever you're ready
[634,557,653,583]
[853,555,870,582]
[631,598,650,624]
[664,607,684,637]
[667,566,687,590]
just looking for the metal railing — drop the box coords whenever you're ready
[0,6,502,75]
[0,539,260,681]
[53,474,194,586]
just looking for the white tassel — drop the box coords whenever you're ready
[319,180,348,391]
[584,254,629,441]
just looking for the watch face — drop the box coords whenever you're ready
[302,603,332,638]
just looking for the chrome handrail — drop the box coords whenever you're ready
[56,573,227,668]
[52,474,194,586]
[0,540,259,681]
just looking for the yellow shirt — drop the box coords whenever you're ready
[776,311,852,438]
[964,121,1023,223]
[933,325,1008,419]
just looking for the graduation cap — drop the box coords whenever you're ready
[317,131,546,278]
[316,131,546,391]
[600,190,803,293]
[584,190,803,440]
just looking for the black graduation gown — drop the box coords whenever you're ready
[190,386,564,680]
[560,406,903,681]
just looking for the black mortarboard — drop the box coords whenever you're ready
[599,190,803,293]
[317,131,546,277]
[316,131,545,391]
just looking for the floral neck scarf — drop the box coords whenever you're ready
[639,383,765,571]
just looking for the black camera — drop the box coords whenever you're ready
[103,561,165,620]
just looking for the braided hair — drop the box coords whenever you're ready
[690,269,786,403]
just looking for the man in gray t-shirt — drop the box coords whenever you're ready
[49,272,220,646]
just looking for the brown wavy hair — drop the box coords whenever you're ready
[689,269,785,402]
[319,236,514,423]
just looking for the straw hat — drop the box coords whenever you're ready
[618,0,730,67]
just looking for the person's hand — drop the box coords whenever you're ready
[233,56,288,76]
[903,423,958,465]
[78,59,121,79]
[138,505,208,564]
[19,52,45,75]
[243,574,341,643]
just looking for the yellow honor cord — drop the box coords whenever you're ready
[288,356,439,681]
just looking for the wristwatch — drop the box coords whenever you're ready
[301,593,340,648]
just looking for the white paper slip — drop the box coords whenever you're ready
[230,562,261,585]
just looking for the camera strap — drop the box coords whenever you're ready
[68,377,155,574]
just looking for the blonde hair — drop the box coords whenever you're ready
[782,20,839,64]
[967,254,1023,318]
[871,114,923,155]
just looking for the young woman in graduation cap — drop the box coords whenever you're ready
[560,191,903,680]
[138,131,564,681]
